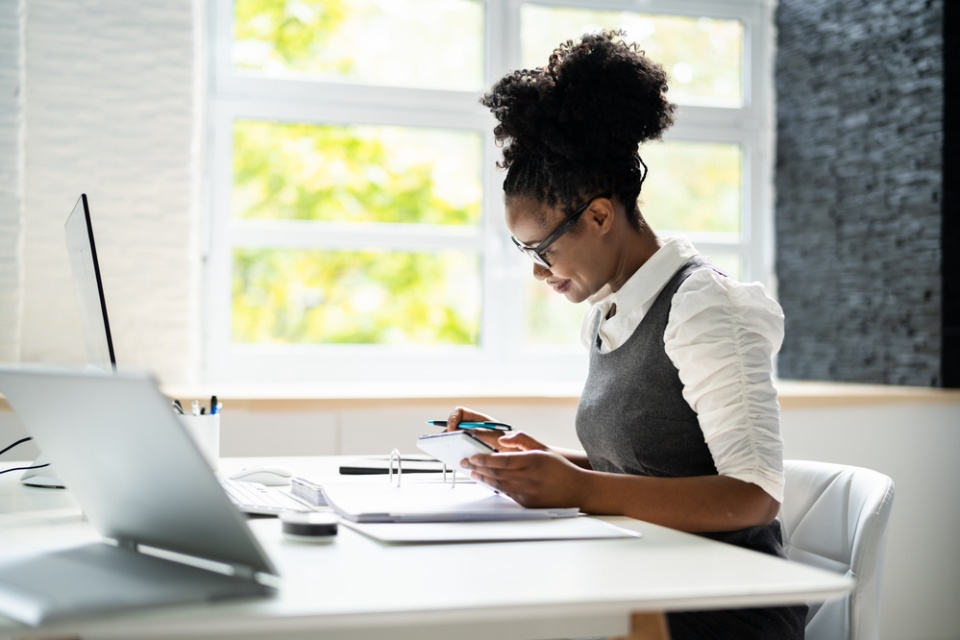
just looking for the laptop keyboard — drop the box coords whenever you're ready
[220,478,327,516]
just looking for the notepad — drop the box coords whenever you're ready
[320,481,580,523]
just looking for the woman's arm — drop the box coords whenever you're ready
[580,469,780,531]
[665,269,788,504]
[463,450,779,532]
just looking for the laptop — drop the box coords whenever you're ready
[0,366,279,626]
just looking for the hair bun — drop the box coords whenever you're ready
[483,30,676,172]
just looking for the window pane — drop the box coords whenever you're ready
[233,120,482,225]
[705,253,742,280]
[641,141,742,234]
[233,0,484,91]
[520,5,742,108]
[232,248,481,345]
[525,279,587,347]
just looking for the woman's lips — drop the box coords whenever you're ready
[550,280,571,294]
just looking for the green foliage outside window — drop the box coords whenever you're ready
[233,121,482,225]
[231,120,483,344]
[232,248,481,345]
[521,7,743,108]
[234,0,351,75]
[234,0,484,90]
[641,141,742,235]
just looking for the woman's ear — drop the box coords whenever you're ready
[586,196,616,236]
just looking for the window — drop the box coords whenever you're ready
[205,0,774,389]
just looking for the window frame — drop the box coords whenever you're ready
[202,0,775,390]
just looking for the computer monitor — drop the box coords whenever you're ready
[21,194,116,487]
[64,193,117,373]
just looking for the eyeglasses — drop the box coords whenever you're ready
[511,192,612,268]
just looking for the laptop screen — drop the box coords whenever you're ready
[64,194,116,372]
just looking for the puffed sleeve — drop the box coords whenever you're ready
[663,268,786,502]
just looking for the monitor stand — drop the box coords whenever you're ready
[20,454,65,489]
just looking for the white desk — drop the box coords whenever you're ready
[0,456,851,640]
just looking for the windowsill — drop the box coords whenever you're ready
[5,379,959,413]
[772,380,960,409]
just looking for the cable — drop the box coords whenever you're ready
[1,436,33,457]
[0,436,50,475]
[0,463,51,476]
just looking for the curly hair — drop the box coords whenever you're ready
[481,30,676,227]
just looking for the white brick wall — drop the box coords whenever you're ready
[0,0,24,364]
[11,0,199,384]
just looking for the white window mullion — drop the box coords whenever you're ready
[203,93,236,380]
[482,0,519,364]
[229,220,485,253]
[219,78,491,122]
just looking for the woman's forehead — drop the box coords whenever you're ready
[505,195,561,225]
[505,197,566,245]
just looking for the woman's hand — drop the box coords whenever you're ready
[444,406,510,449]
[461,449,587,509]
[444,406,551,453]
[444,406,495,430]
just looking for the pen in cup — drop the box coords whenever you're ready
[426,420,513,432]
[171,397,222,416]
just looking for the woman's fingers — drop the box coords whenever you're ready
[465,451,528,469]
[444,406,495,431]
[497,431,547,451]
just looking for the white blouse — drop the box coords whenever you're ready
[580,236,786,502]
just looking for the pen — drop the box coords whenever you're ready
[426,420,513,432]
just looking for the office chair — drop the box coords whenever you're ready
[778,460,895,640]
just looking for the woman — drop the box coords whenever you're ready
[447,31,807,639]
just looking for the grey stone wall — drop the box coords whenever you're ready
[774,0,946,386]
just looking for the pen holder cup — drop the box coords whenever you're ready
[178,414,220,471]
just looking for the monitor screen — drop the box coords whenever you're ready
[64,194,116,372]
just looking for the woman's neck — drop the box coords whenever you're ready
[607,228,662,293]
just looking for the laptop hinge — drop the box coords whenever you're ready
[111,537,261,583]
[231,564,256,581]
[115,537,139,552]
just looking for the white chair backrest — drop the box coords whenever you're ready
[779,460,895,640]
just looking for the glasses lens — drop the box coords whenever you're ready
[512,237,549,268]
[528,249,550,269]
[523,246,549,268]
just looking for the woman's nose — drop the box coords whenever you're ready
[533,263,550,280]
